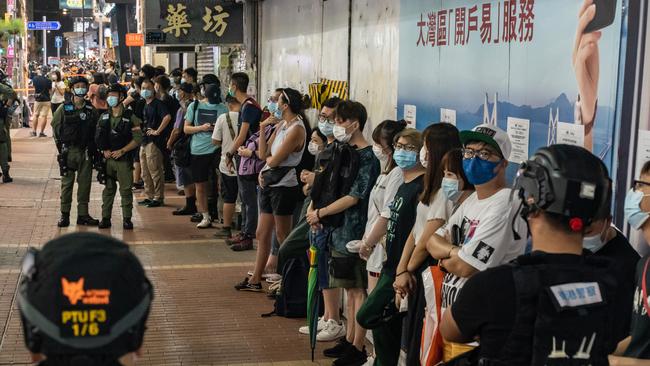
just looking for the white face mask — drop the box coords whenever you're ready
[307,142,321,156]
[372,145,388,163]
[583,224,609,253]
[333,124,353,143]
[419,146,428,168]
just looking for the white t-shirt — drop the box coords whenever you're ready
[412,190,453,246]
[211,111,239,176]
[51,81,65,104]
[437,188,527,313]
[364,168,404,236]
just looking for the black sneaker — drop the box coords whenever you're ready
[30,131,36,137]
[146,200,163,208]
[213,227,232,238]
[324,338,352,358]
[123,218,134,230]
[173,206,197,216]
[190,213,203,223]
[57,214,70,228]
[138,198,152,206]
[38,132,47,138]
[98,218,111,229]
[77,215,100,226]
[332,346,367,366]
[234,277,263,292]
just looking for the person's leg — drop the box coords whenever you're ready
[277,218,310,274]
[345,289,356,344]
[139,145,154,200]
[251,213,274,284]
[148,144,165,202]
[60,169,75,215]
[349,288,368,350]
[195,181,208,213]
[116,160,134,219]
[75,151,92,217]
[101,160,118,219]
[267,214,292,273]
[368,274,379,294]
[323,288,341,322]
[0,142,9,176]
[241,179,258,237]
[39,102,50,134]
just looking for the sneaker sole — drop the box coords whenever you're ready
[236,287,263,292]
[317,329,347,342]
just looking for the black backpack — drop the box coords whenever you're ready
[310,142,360,227]
[171,101,197,167]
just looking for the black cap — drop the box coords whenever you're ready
[179,82,194,94]
[201,73,220,86]
[107,83,125,95]
[69,76,89,87]
[18,233,152,358]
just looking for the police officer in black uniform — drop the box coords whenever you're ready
[51,76,100,227]
[17,232,153,366]
[439,144,627,366]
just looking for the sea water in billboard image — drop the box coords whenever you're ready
[397,0,624,178]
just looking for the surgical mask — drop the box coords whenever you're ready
[393,149,418,170]
[583,224,608,253]
[318,119,334,137]
[419,147,428,168]
[73,88,87,97]
[624,189,650,230]
[181,78,186,84]
[267,101,278,115]
[107,96,119,107]
[333,124,353,143]
[463,157,500,185]
[373,145,388,164]
[141,89,153,99]
[273,107,283,119]
[442,177,461,202]
[308,142,321,156]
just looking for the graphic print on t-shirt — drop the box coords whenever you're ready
[386,196,404,244]
[472,241,495,264]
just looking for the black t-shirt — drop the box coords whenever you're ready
[32,75,52,102]
[623,256,650,359]
[238,98,262,137]
[142,99,170,145]
[161,94,180,123]
[593,229,640,343]
[451,252,627,361]
[132,96,146,120]
[382,174,424,276]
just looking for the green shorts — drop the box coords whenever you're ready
[328,249,368,289]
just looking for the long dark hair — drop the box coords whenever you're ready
[372,119,408,173]
[441,149,474,193]
[279,87,312,147]
[421,123,462,204]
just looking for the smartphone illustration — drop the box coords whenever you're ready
[584,0,617,33]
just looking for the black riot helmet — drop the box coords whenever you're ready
[512,144,612,233]
[107,83,126,97]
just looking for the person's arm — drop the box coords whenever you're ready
[153,113,171,135]
[609,355,650,366]
[408,219,445,272]
[231,122,250,154]
[426,233,478,278]
[184,119,211,135]
[110,117,142,159]
[393,232,418,298]
[440,306,473,343]
[257,120,277,160]
[211,116,223,146]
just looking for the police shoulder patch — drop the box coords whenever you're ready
[548,282,603,310]
[471,241,495,264]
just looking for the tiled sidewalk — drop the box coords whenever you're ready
[0,129,331,365]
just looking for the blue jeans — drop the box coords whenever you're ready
[238,176,258,237]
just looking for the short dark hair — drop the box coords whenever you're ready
[170,68,182,78]
[133,76,145,88]
[154,65,166,76]
[140,64,155,80]
[231,72,249,93]
[183,67,198,80]
[336,100,368,130]
[642,160,650,175]
[225,94,239,105]
[154,75,171,91]
[141,78,155,88]
[323,97,341,109]
[313,127,327,144]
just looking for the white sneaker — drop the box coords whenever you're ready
[316,319,346,341]
[265,273,282,283]
[299,316,326,335]
[197,216,212,228]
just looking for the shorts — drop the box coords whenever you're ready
[220,172,238,204]
[133,146,141,163]
[33,101,51,118]
[190,153,217,183]
[258,185,300,216]
[328,249,368,289]
[177,164,193,186]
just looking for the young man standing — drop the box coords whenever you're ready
[31,67,52,137]
[138,79,171,207]
[425,123,527,361]
[440,145,626,365]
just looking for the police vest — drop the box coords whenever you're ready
[59,102,94,147]
[96,110,133,152]
[494,253,618,366]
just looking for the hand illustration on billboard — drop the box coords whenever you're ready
[573,0,601,152]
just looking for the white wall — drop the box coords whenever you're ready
[259,0,400,131]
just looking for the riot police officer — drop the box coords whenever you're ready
[96,84,143,230]
[0,76,16,183]
[51,76,100,227]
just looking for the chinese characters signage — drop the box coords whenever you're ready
[125,33,144,47]
[145,0,243,45]
[59,0,92,10]
[415,0,534,48]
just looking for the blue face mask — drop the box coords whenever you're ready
[624,189,650,230]
[319,119,334,137]
[73,88,87,97]
[393,149,418,170]
[141,89,153,99]
[463,157,500,185]
[267,102,278,114]
[107,96,119,108]
[274,106,283,119]
[441,177,461,202]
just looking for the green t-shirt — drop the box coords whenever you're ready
[623,256,650,359]
[185,101,227,156]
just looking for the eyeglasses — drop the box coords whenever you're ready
[319,116,333,124]
[462,148,496,161]
[633,180,650,191]
[394,142,418,152]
